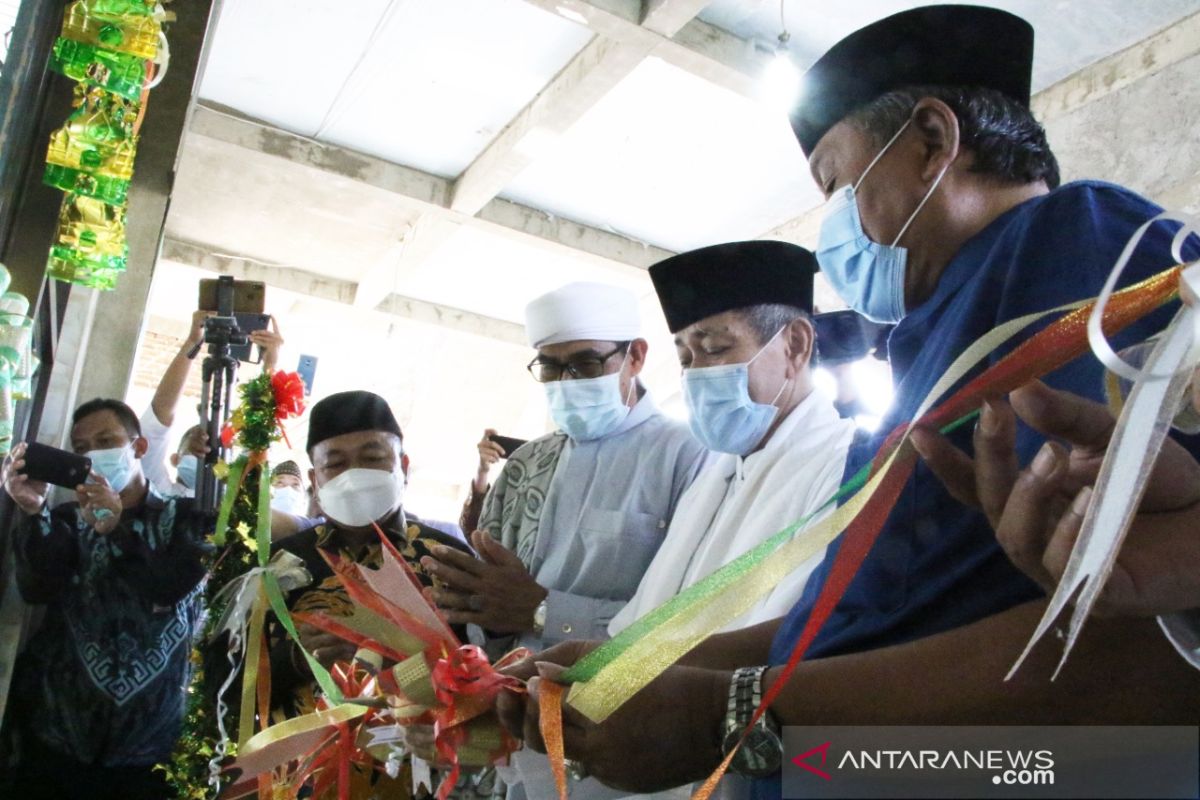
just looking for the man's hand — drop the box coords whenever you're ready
[421,531,547,633]
[295,622,357,669]
[182,427,210,459]
[185,310,213,350]
[911,381,1200,616]
[474,429,504,494]
[3,443,48,515]
[496,640,726,792]
[76,472,122,534]
[249,316,284,372]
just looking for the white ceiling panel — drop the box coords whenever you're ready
[199,0,593,177]
[500,56,817,253]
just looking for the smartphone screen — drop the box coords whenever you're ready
[297,354,318,396]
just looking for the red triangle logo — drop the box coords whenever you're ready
[791,741,833,780]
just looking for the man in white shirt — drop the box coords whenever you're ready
[613,241,854,635]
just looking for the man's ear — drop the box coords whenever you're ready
[170,452,181,467]
[401,452,410,479]
[626,338,649,377]
[308,467,318,490]
[132,436,149,459]
[911,97,961,182]
[785,317,816,377]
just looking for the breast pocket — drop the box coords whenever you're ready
[577,508,667,590]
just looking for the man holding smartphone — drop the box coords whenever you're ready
[2,399,209,800]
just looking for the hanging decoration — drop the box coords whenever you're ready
[43,0,172,290]
[160,370,308,799]
[0,265,37,455]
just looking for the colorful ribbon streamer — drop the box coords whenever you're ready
[560,266,1181,729]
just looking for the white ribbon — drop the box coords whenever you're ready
[1011,216,1200,678]
[206,550,312,788]
[1087,212,1200,381]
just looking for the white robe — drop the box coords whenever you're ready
[610,386,854,636]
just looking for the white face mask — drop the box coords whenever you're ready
[316,468,404,528]
[271,485,309,517]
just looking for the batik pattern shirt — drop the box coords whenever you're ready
[11,491,209,766]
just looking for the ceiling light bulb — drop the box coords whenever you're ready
[763,46,801,110]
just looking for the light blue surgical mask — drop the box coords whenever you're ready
[544,354,634,442]
[176,454,199,489]
[683,328,790,455]
[88,444,138,492]
[815,119,950,324]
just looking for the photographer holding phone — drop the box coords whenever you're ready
[1,399,210,800]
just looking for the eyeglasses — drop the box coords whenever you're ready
[526,343,628,383]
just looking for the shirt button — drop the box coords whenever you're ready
[561,623,573,634]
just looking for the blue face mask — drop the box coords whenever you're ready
[815,119,950,324]
[88,444,138,492]
[544,356,633,442]
[176,454,199,490]
[682,328,790,455]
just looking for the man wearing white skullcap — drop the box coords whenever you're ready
[426,281,708,800]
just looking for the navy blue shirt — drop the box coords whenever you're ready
[756,182,1199,795]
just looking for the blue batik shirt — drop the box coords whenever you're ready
[11,490,209,766]
[756,182,1200,798]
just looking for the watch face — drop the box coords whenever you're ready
[730,726,783,778]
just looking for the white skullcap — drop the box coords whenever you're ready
[524,282,642,348]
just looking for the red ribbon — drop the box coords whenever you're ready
[747,267,1182,757]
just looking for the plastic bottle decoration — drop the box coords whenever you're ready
[62,0,161,60]
[43,0,171,291]
[0,268,36,454]
[45,86,139,206]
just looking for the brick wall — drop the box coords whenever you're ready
[130,330,204,409]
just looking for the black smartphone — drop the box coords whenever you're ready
[296,354,318,396]
[230,312,271,363]
[198,279,266,314]
[489,434,527,459]
[20,442,92,488]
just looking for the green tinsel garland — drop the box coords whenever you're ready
[160,372,284,798]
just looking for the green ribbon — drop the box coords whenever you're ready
[252,462,343,704]
[562,409,981,683]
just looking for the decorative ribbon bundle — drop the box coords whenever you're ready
[526,255,1193,800]
[1013,214,1200,677]
[220,526,527,800]
[161,369,309,799]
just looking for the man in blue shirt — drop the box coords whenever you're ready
[498,6,1200,796]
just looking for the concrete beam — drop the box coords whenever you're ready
[451,0,714,216]
[1033,9,1200,123]
[449,35,648,215]
[521,0,769,99]
[640,0,712,37]
[188,104,668,272]
[351,216,462,310]
[163,237,527,344]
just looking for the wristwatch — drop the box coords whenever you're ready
[531,598,548,637]
[721,666,782,778]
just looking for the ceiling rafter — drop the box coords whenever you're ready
[188,104,673,273]
[161,237,529,345]
[449,0,719,216]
